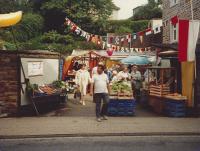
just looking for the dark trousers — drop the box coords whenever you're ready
[94,93,109,118]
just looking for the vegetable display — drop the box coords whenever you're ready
[111,81,132,93]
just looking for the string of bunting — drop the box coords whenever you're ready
[64,17,162,55]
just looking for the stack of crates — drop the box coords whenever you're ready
[108,99,136,116]
[164,100,186,117]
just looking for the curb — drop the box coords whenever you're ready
[1,132,200,139]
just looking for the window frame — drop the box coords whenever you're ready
[170,23,179,43]
[170,0,179,7]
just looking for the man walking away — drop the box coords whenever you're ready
[90,64,110,122]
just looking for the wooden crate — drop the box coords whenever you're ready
[150,85,170,96]
[118,92,133,100]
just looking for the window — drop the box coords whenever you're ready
[170,23,178,43]
[170,0,179,7]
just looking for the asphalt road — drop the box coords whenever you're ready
[0,136,200,151]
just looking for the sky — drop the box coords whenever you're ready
[113,0,148,20]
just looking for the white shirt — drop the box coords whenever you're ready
[75,69,91,86]
[92,73,109,93]
[117,71,130,80]
[92,66,98,75]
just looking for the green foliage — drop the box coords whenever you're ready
[3,41,17,50]
[133,0,162,20]
[0,0,32,13]
[32,0,117,32]
[106,20,149,33]
[130,20,149,33]
[0,0,160,53]
[13,13,44,42]
[41,31,73,44]
[114,26,132,34]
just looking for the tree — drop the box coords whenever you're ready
[0,0,32,13]
[31,0,117,33]
[133,0,162,20]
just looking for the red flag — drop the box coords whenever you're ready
[171,16,178,25]
[178,20,189,62]
[178,20,200,62]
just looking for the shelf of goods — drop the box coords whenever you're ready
[65,72,76,93]
[108,81,135,116]
[29,83,67,115]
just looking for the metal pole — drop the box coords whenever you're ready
[11,27,19,51]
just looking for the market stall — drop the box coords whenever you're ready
[27,80,67,115]
[145,67,187,117]
[62,50,108,93]
[108,78,135,116]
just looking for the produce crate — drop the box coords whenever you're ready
[108,99,136,116]
[164,100,186,117]
[150,85,170,96]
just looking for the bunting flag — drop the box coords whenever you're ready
[133,34,137,40]
[153,25,161,34]
[64,17,162,51]
[145,28,152,35]
[178,20,200,62]
[171,16,179,25]
[126,34,131,43]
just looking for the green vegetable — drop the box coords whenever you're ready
[111,81,132,93]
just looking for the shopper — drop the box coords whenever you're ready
[131,66,142,101]
[90,64,110,122]
[92,62,104,76]
[75,63,91,106]
[117,66,131,81]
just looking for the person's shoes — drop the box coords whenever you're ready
[96,118,102,122]
[101,116,108,120]
[82,101,86,106]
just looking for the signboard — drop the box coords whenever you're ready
[28,61,43,76]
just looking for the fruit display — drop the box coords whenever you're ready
[27,80,68,97]
[38,85,61,95]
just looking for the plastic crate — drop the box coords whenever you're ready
[108,99,135,116]
[164,100,186,117]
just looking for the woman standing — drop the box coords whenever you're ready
[75,63,91,105]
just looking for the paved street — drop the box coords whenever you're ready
[29,94,159,117]
[1,95,200,138]
[0,136,200,151]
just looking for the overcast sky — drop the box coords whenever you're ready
[113,0,148,19]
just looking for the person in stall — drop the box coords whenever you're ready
[117,66,131,81]
[111,70,118,83]
[73,61,80,71]
[131,66,142,101]
[75,63,91,106]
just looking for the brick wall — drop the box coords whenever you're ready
[162,0,200,44]
[0,50,60,116]
[0,53,20,115]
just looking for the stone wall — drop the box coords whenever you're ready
[0,50,60,116]
[162,0,200,44]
